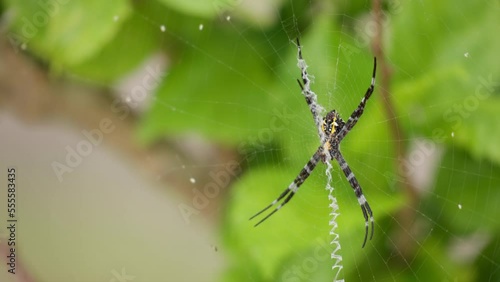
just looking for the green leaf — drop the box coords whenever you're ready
[223,167,330,279]
[6,0,132,68]
[223,165,404,280]
[138,28,274,145]
[156,0,286,26]
[275,241,339,282]
[67,12,160,83]
[221,257,264,282]
[476,236,500,282]
[354,234,470,281]
[391,0,500,164]
[390,0,491,76]
[429,148,500,233]
[156,0,216,19]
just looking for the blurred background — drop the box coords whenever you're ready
[0,0,499,281]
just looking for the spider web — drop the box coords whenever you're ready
[8,0,496,281]
[125,0,500,281]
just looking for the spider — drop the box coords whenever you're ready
[250,38,377,248]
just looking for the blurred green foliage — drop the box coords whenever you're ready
[4,0,500,281]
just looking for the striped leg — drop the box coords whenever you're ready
[250,149,322,226]
[296,38,326,143]
[334,150,374,248]
[337,57,377,142]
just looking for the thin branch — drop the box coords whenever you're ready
[371,0,419,259]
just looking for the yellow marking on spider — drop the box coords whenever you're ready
[331,115,337,136]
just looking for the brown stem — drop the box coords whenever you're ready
[371,0,419,259]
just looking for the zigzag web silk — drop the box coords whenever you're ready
[296,41,345,282]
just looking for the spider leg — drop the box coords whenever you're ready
[337,57,377,142]
[296,38,326,143]
[250,149,322,226]
[333,150,374,248]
